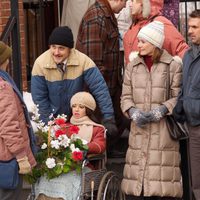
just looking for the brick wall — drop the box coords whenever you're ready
[0,0,27,90]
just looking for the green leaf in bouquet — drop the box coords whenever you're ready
[74,139,83,147]
[82,145,89,151]
[63,164,70,173]
[54,164,63,175]
[65,158,72,166]
[46,169,57,179]
[75,165,81,173]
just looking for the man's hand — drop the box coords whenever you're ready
[173,100,186,124]
[102,118,118,138]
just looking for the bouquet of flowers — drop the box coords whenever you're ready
[25,106,88,184]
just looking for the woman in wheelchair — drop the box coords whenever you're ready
[34,92,106,200]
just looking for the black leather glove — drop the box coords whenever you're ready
[146,105,168,122]
[128,107,150,127]
[173,100,186,124]
[102,118,118,138]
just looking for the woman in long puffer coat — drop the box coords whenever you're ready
[121,21,183,200]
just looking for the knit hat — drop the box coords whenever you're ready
[48,26,74,48]
[0,41,12,65]
[137,21,164,49]
[70,92,96,111]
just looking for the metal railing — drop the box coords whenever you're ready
[0,1,22,90]
[23,0,57,90]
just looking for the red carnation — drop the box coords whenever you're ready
[55,129,66,138]
[72,151,83,161]
[69,125,79,135]
[55,118,66,125]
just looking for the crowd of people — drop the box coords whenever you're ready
[0,0,200,200]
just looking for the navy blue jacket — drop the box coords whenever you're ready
[31,49,114,124]
[179,48,200,126]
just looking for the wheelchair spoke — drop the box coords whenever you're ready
[97,171,125,200]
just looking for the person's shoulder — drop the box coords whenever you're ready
[162,51,183,72]
[160,50,182,65]
[32,50,53,74]
[72,49,96,68]
[35,49,51,63]
[0,78,13,94]
[172,56,183,65]
[93,125,106,139]
[93,125,105,134]
[154,16,174,26]
[0,77,10,88]
[82,3,99,21]
[83,2,105,23]
[182,47,196,63]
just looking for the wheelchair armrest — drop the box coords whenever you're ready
[86,153,105,162]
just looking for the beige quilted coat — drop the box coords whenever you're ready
[121,50,183,197]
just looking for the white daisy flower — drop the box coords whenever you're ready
[41,143,47,149]
[45,158,56,169]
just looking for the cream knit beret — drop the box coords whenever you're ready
[137,21,164,49]
[70,92,96,111]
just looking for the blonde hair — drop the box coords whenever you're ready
[152,47,163,63]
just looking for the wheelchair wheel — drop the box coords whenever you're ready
[96,171,125,200]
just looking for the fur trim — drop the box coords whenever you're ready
[129,51,139,62]
[142,0,151,18]
[172,56,183,65]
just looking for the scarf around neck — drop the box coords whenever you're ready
[70,116,105,143]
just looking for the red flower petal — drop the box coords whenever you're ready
[69,125,79,134]
[55,129,63,138]
[55,118,66,125]
[72,151,83,161]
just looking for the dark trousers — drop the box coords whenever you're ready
[0,175,23,200]
[111,86,130,136]
[108,86,130,150]
[187,124,200,200]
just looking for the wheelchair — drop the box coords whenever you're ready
[27,153,125,200]
[79,153,125,200]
